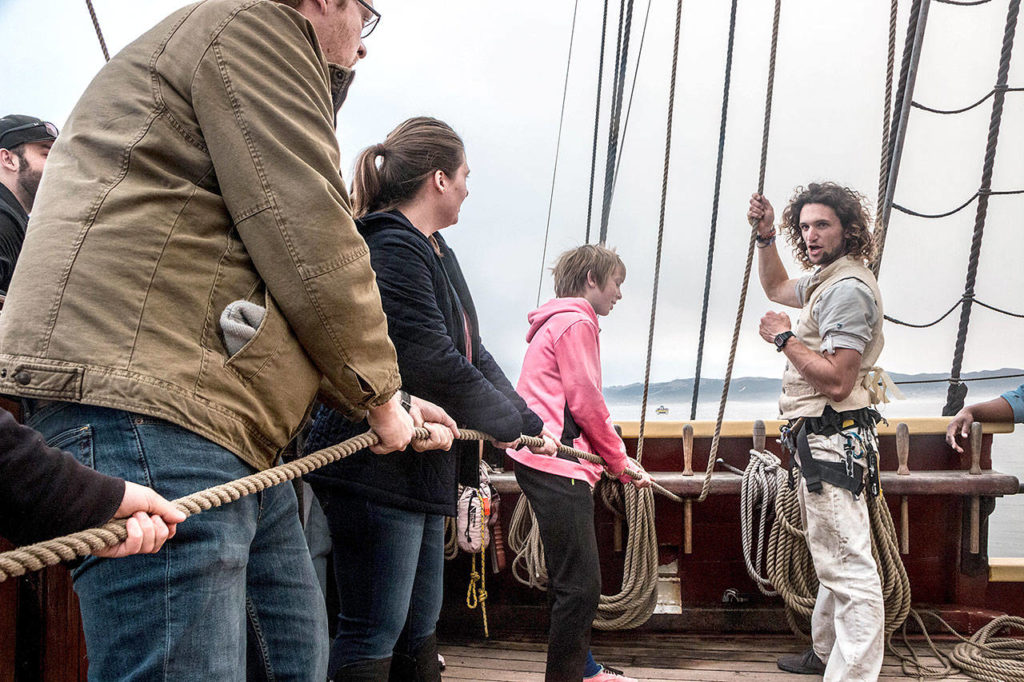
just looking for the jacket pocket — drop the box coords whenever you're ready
[47,424,95,469]
[223,285,288,383]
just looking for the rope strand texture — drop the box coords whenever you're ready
[0,428,677,582]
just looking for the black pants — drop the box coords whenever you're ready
[514,464,601,682]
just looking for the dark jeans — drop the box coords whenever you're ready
[514,464,601,682]
[27,402,327,681]
[315,489,445,675]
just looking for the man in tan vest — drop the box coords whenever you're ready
[749,183,887,681]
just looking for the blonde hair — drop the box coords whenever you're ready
[552,245,625,298]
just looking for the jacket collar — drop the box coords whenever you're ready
[328,65,355,122]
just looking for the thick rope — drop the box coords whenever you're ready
[536,0,581,307]
[0,427,678,582]
[84,0,110,62]
[943,0,1021,416]
[874,0,899,248]
[763,466,912,639]
[634,0,683,463]
[585,0,611,244]
[874,0,926,277]
[689,0,740,421]
[699,0,780,502]
[611,0,653,193]
[598,0,635,245]
[507,459,659,630]
[740,448,785,596]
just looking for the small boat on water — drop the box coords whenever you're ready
[655,405,669,416]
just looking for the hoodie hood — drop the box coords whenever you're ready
[526,298,597,343]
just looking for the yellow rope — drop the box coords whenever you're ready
[465,548,489,638]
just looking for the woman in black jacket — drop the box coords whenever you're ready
[305,117,555,682]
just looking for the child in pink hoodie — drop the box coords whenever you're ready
[510,245,650,682]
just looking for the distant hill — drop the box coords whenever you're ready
[604,368,1024,403]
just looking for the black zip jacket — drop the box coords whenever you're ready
[0,183,28,294]
[306,210,543,515]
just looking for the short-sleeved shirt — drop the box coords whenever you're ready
[1000,384,1024,423]
[794,275,878,354]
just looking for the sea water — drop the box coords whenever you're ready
[608,397,1023,558]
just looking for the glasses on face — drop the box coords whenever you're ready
[354,0,380,39]
[0,121,59,149]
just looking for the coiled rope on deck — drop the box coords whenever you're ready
[0,427,676,582]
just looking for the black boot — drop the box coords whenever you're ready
[777,649,826,675]
[332,657,392,682]
[388,634,441,682]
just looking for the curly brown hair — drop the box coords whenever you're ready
[780,182,876,269]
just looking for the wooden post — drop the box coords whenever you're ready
[683,424,693,555]
[969,422,982,554]
[752,419,765,452]
[896,422,910,554]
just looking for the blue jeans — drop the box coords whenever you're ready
[315,489,444,674]
[27,402,328,681]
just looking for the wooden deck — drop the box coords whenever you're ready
[438,632,972,680]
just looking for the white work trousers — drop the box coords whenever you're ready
[798,430,885,682]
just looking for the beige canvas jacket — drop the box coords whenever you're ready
[0,0,400,470]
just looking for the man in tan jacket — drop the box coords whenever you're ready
[749,183,888,681]
[0,1,454,679]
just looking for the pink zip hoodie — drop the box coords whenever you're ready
[508,298,629,486]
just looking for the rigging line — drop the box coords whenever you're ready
[536,0,582,307]
[598,0,635,244]
[912,85,1023,115]
[612,0,654,193]
[886,295,1024,327]
[585,0,612,244]
[885,299,964,328]
[875,0,930,277]
[634,0,683,464]
[699,0,782,504]
[876,0,900,239]
[974,297,1024,319]
[689,0,740,421]
[85,0,110,62]
[893,188,1024,219]
[944,0,1021,416]
[896,372,1024,385]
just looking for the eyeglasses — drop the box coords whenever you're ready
[0,121,59,149]
[354,0,380,39]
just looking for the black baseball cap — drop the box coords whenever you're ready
[0,115,59,150]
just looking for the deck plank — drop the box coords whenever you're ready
[439,634,972,681]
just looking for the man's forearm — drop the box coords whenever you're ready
[757,242,792,304]
[782,342,861,403]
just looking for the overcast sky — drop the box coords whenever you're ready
[2,1,1023,415]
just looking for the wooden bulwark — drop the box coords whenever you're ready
[614,418,1015,438]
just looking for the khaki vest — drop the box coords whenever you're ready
[778,256,889,419]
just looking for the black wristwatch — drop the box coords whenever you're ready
[774,331,794,352]
[398,389,413,412]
